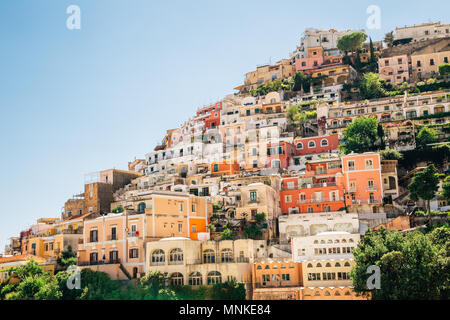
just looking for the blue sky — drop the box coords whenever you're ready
[0,0,448,252]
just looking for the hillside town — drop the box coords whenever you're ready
[1,21,450,301]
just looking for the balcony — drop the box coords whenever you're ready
[127,231,140,238]
[253,282,299,289]
[78,258,121,267]
[297,197,344,204]
[107,235,118,241]
[366,186,378,192]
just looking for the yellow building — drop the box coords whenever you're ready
[0,255,54,284]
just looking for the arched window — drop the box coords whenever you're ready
[151,249,165,265]
[335,239,340,243]
[342,239,347,243]
[316,263,322,268]
[328,240,333,244]
[335,291,341,296]
[296,142,303,150]
[307,263,313,268]
[324,291,331,296]
[314,240,319,244]
[345,291,351,296]
[203,249,215,263]
[308,141,316,148]
[189,272,202,286]
[272,264,278,269]
[325,263,331,267]
[314,291,321,296]
[207,271,222,285]
[320,240,325,244]
[265,265,270,269]
[349,239,354,243]
[137,202,146,213]
[321,139,328,147]
[344,262,351,267]
[221,249,233,262]
[170,272,184,286]
[281,264,286,269]
[335,262,341,267]
[169,248,183,264]
[257,265,262,270]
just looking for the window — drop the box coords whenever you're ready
[178,223,183,233]
[365,159,373,169]
[129,248,138,259]
[192,225,197,233]
[191,204,196,212]
[250,191,257,202]
[221,249,233,262]
[430,59,435,66]
[285,195,292,203]
[170,272,184,286]
[110,226,117,240]
[207,271,222,285]
[137,202,146,213]
[272,274,280,281]
[308,141,316,148]
[169,248,183,264]
[280,273,290,281]
[151,249,165,265]
[307,207,313,213]
[90,252,98,264]
[321,139,328,147]
[78,209,82,215]
[89,229,98,243]
[348,161,355,171]
[189,272,202,286]
[296,142,303,149]
[203,249,215,263]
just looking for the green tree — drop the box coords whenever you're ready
[211,280,246,300]
[112,205,124,213]
[340,116,382,154]
[416,126,438,148]
[56,245,77,269]
[359,72,386,99]
[384,31,394,47]
[244,224,262,239]
[220,227,234,240]
[337,32,367,55]
[351,227,449,300]
[379,149,402,161]
[438,63,450,76]
[442,176,450,202]
[408,165,440,226]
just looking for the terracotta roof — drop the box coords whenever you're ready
[63,211,94,222]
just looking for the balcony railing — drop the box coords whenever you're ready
[78,258,121,267]
[366,186,378,191]
[297,197,344,204]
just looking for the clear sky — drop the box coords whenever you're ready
[0,0,448,253]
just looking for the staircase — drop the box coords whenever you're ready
[119,263,132,280]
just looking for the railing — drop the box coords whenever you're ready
[127,231,140,237]
[297,197,344,204]
[78,258,121,267]
[366,186,378,191]
[107,235,118,241]
[253,282,299,289]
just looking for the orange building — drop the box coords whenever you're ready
[210,161,240,176]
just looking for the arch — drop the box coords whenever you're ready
[296,142,304,150]
[151,249,165,265]
[170,272,184,286]
[316,263,322,268]
[207,271,222,285]
[345,291,351,296]
[314,291,321,296]
[137,202,146,213]
[344,262,351,267]
[203,249,216,263]
[257,265,262,270]
[325,262,331,267]
[307,263,313,268]
[169,248,183,264]
[320,139,328,147]
[189,272,202,286]
[334,291,341,296]
[335,262,341,267]
[308,141,316,148]
[221,248,233,262]
[324,291,331,296]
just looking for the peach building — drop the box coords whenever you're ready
[411,38,450,80]
[77,211,146,280]
[0,255,55,284]
[111,191,211,241]
[251,259,303,300]
[378,54,410,85]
